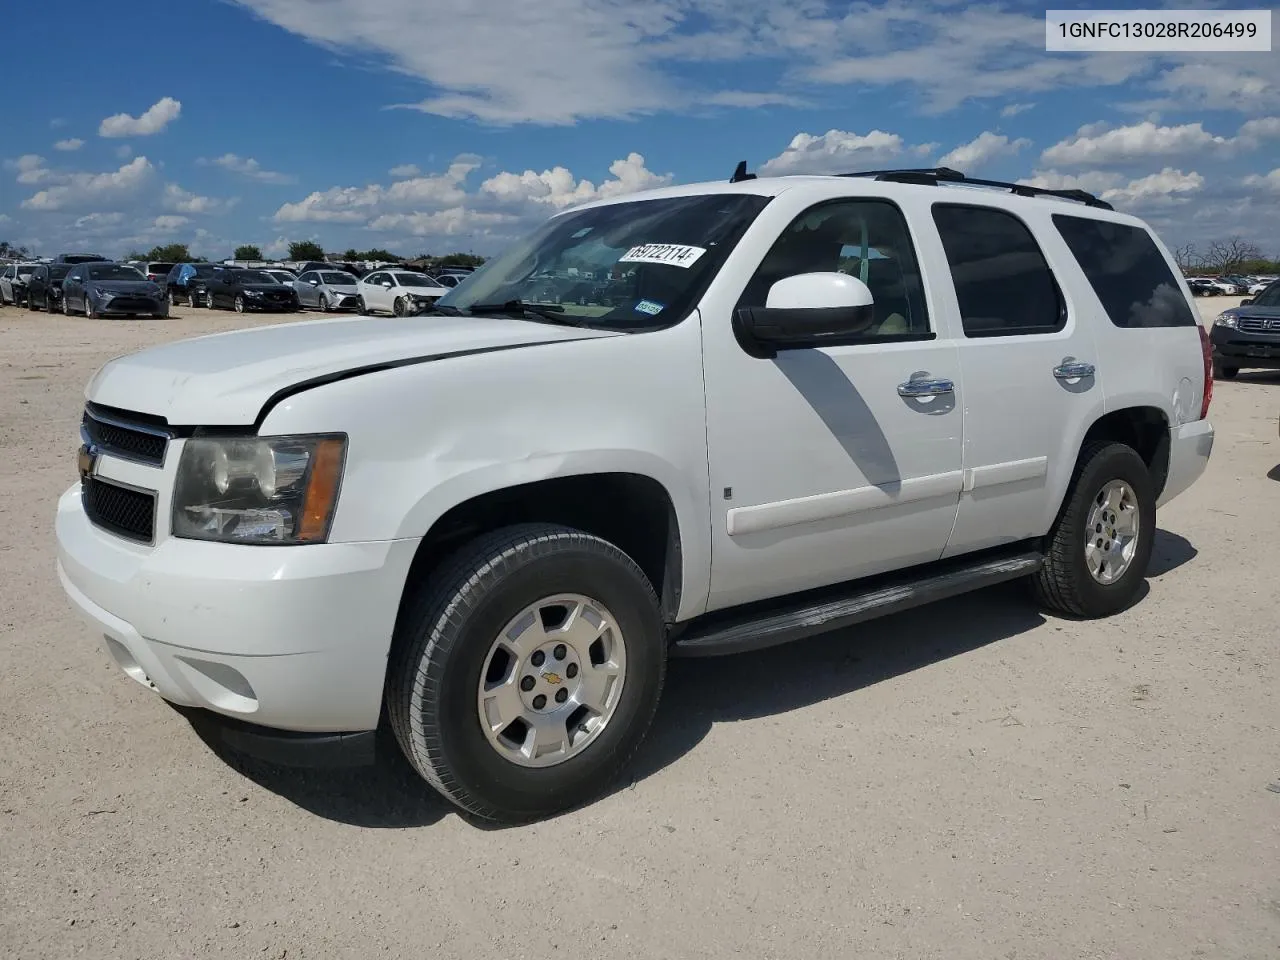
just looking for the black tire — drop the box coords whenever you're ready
[393,296,406,317]
[84,297,96,320]
[187,290,199,309]
[319,292,331,312]
[1212,361,1238,379]
[1033,441,1154,618]
[28,293,40,312]
[169,290,179,308]
[234,295,246,313]
[357,296,368,315]
[387,523,666,823]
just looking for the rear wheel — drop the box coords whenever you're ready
[387,523,666,823]
[1033,442,1154,618]
[169,290,179,308]
[187,290,199,309]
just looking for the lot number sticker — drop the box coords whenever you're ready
[618,243,707,268]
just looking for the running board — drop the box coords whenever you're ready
[670,545,1044,658]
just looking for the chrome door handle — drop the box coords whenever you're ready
[897,377,955,397]
[1053,359,1095,380]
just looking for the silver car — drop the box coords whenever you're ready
[293,269,361,311]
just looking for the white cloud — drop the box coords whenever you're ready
[54,139,84,152]
[21,157,155,211]
[1019,169,1125,195]
[200,153,295,184]
[152,215,191,231]
[1000,103,1035,117]
[938,132,1031,171]
[162,183,229,215]
[389,164,422,178]
[1237,116,1280,147]
[74,212,127,229]
[98,97,182,138]
[1242,169,1280,194]
[1100,168,1203,208]
[270,151,670,246]
[0,213,13,224]
[701,91,811,108]
[1041,121,1233,167]
[759,129,930,176]
[6,154,57,185]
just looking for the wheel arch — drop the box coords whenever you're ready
[1077,405,1171,499]
[394,470,691,640]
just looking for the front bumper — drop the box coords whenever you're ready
[1156,419,1214,508]
[55,482,420,733]
[1210,324,1280,367]
[243,295,298,311]
[94,295,166,316]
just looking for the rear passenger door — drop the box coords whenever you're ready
[934,202,1106,558]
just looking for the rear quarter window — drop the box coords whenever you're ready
[1052,215,1196,328]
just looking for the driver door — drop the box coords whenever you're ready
[364,272,389,312]
[700,195,965,611]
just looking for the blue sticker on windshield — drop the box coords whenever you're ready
[634,299,664,316]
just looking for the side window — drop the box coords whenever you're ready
[932,204,1064,337]
[738,198,931,337]
[1052,214,1196,328]
[367,272,387,285]
[1254,281,1280,308]
[299,272,313,283]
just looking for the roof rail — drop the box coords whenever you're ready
[838,166,1114,210]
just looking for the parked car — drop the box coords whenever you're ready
[204,268,300,313]
[0,262,39,305]
[54,253,110,265]
[162,262,228,307]
[53,167,1215,824]
[1247,279,1270,295]
[60,262,167,318]
[356,269,449,315]
[135,261,176,284]
[263,268,298,286]
[1207,277,1242,295]
[293,270,361,311]
[1209,279,1280,378]
[1187,278,1220,297]
[294,261,338,276]
[24,262,72,311]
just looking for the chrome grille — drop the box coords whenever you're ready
[1237,316,1280,334]
[82,405,171,466]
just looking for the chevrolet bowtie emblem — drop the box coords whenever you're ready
[541,671,563,685]
[77,443,99,480]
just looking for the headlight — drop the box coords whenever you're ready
[1214,313,1238,328]
[245,289,263,297]
[172,434,347,544]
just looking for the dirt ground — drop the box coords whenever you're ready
[1,298,1277,960]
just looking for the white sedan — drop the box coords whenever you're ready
[356,269,450,316]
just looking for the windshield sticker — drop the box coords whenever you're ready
[618,243,707,268]
[634,299,664,316]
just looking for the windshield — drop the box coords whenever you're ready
[1253,282,1280,307]
[267,271,295,282]
[194,264,222,277]
[148,262,175,273]
[50,265,71,279]
[236,271,277,284]
[392,272,433,287]
[87,264,146,281]
[437,193,772,329]
[320,272,353,285]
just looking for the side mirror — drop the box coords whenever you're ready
[734,273,876,358]
[381,281,392,289]
[1239,298,1253,306]
[309,279,319,285]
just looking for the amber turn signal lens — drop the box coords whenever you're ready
[297,437,346,542]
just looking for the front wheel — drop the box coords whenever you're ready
[392,296,407,317]
[234,295,246,313]
[84,297,96,320]
[357,296,368,315]
[1212,361,1239,380]
[387,523,666,824]
[1033,442,1154,618]
[187,290,199,309]
[319,292,331,312]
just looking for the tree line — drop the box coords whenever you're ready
[109,241,486,269]
[1172,237,1279,276]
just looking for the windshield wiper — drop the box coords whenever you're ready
[465,299,587,326]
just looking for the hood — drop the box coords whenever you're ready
[86,314,617,425]
[1225,303,1280,320]
[400,283,448,295]
[322,283,358,293]
[89,280,161,294]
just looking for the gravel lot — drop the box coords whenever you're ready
[1,299,1277,960]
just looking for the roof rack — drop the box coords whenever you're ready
[839,166,1114,210]
[726,161,1112,210]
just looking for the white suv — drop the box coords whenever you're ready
[55,165,1215,823]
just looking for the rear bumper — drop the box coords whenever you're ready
[1157,419,1214,508]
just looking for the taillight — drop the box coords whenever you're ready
[1197,325,1213,420]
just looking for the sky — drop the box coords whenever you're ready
[2,0,1277,261]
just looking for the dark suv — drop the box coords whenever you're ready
[25,263,73,311]
[163,262,227,307]
[1210,279,1280,378]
